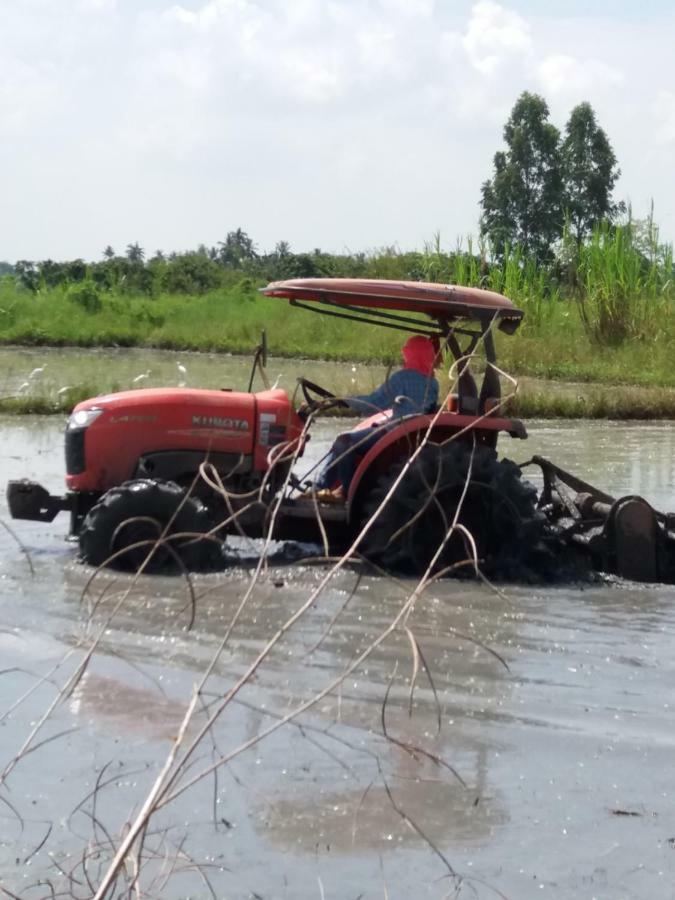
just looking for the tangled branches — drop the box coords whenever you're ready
[0,342,525,899]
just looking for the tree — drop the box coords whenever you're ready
[39,259,66,288]
[66,259,87,282]
[480,92,563,260]
[217,229,257,267]
[561,102,622,244]
[126,242,145,263]
[15,260,39,293]
[161,252,222,294]
[103,245,115,260]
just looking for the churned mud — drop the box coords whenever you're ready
[0,417,674,898]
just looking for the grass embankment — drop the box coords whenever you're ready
[3,379,675,420]
[0,385,102,416]
[507,380,675,419]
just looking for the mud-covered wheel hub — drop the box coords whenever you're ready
[79,479,219,573]
[360,442,545,578]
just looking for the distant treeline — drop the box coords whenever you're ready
[9,230,434,298]
[7,220,672,296]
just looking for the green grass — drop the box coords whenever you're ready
[509,380,675,419]
[575,223,674,345]
[0,280,406,361]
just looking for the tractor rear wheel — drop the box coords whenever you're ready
[360,442,545,578]
[79,479,219,573]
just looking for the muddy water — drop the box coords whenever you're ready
[1,415,675,898]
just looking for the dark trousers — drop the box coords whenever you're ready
[315,428,383,492]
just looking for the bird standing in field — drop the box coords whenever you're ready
[132,370,151,384]
[29,364,47,380]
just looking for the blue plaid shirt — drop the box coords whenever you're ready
[346,369,439,419]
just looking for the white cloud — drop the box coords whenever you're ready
[0,59,61,138]
[377,0,435,16]
[77,0,117,12]
[278,53,344,103]
[462,1,531,76]
[537,53,623,98]
[133,0,445,125]
[357,26,397,76]
[164,0,264,35]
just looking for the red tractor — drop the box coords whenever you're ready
[7,279,544,576]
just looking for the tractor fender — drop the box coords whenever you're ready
[346,410,527,522]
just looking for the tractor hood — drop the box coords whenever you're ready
[65,387,299,492]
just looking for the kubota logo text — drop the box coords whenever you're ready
[192,415,249,430]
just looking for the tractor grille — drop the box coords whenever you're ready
[65,428,86,474]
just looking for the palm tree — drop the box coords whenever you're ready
[126,242,145,263]
[217,228,257,267]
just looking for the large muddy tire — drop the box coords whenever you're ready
[79,479,220,573]
[360,442,545,579]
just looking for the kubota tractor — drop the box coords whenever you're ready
[7,278,548,576]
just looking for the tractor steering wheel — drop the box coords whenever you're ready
[297,377,348,414]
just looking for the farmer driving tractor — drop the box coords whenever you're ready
[304,335,441,501]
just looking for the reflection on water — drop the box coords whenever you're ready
[68,672,187,740]
[0,416,675,896]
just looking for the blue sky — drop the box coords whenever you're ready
[2,0,674,260]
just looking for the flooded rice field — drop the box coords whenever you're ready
[0,345,392,402]
[0,344,634,411]
[1,352,675,897]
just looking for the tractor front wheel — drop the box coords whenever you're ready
[79,479,219,573]
[360,442,545,579]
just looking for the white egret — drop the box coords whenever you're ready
[29,365,47,379]
[132,370,151,384]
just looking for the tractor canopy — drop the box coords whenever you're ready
[260,278,523,335]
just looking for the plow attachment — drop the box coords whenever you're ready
[525,456,675,584]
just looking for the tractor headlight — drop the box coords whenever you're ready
[67,407,103,430]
